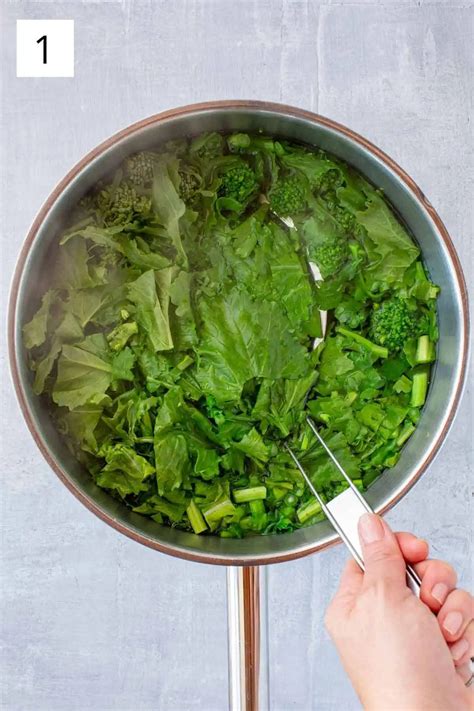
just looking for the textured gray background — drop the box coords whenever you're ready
[0,1,472,710]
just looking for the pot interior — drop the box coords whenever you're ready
[12,104,467,564]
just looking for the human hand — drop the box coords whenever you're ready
[325,513,473,710]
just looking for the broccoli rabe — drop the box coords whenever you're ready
[96,183,152,225]
[107,322,138,351]
[411,367,429,407]
[227,133,251,152]
[315,168,342,194]
[23,131,440,540]
[336,326,388,359]
[179,168,201,203]
[190,131,224,159]
[324,197,363,236]
[125,152,155,186]
[219,163,257,204]
[312,241,348,278]
[370,297,417,352]
[269,173,307,216]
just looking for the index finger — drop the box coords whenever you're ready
[414,559,458,612]
[395,534,457,611]
[395,532,429,564]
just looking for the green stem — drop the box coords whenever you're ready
[397,422,416,447]
[336,326,388,359]
[203,497,236,524]
[176,355,194,371]
[297,497,322,524]
[249,499,265,515]
[187,500,208,535]
[411,368,429,407]
[233,486,267,503]
[415,335,434,364]
[309,308,323,339]
[266,480,293,491]
[415,261,427,282]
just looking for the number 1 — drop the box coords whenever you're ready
[37,35,47,64]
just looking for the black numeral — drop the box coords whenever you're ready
[37,35,47,64]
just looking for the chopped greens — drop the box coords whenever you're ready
[23,132,439,537]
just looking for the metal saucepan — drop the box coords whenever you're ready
[8,102,469,710]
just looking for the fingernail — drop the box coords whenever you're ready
[450,637,469,661]
[443,611,463,635]
[359,514,385,543]
[431,582,449,604]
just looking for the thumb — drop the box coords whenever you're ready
[358,513,407,590]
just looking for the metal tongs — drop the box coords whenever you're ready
[286,418,422,596]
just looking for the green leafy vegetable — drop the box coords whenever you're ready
[127,270,173,352]
[23,132,439,537]
[269,173,307,216]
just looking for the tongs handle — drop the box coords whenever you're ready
[326,486,421,596]
[301,419,422,597]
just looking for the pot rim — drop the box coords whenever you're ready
[8,100,470,566]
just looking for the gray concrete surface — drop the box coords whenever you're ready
[0,1,472,709]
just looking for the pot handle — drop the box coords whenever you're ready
[226,566,269,711]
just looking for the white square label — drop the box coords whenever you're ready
[17,20,74,78]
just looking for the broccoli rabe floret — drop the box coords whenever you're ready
[125,152,155,186]
[312,241,348,278]
[77,193,98,215]
[179,169,201,203]
[315,168,342,194]
[334,205,359,233]
[219,163,257,204]
[107,321,138,351]
[324,197,362,236]
[370,297,417,352]
[269,174,307,216]
[227,133,251,152]
[190,132,224,159]
[97,183,152,225]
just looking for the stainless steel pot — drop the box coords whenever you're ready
[9,101,469,710]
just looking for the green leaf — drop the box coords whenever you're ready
[195,288,309,404]
[127,270,173,352]
[152,160,187,266]
[67,288,113,329]
[193,445,220,480]
[303,200,343,248]
[356,192,419,288]
[96,444,154,497]
[318,337,354,381]
[52,334,131,409]
[233,428,269,462]
[154,431,190,495]
[281,151,339,186]
[32,312,84,394]
[54,237,99,289]
[111,347,135,381]
[59,402,104,452]
[133,495,187,523]
[23,290,56,349]
[169,270,197,348]
[53,336,112,409]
